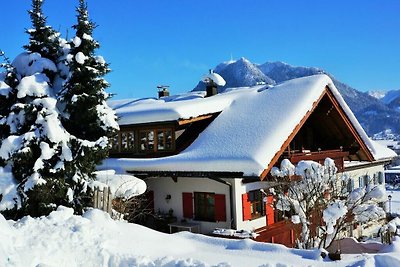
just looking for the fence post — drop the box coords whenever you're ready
[93,186,113,215]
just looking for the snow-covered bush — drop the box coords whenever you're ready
[270,158,386,249]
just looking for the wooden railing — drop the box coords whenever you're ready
[282,149,349,172]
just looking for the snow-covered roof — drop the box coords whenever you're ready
[104,74,395,176]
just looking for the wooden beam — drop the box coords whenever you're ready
[259,90,327,180]
[178,114,214,126]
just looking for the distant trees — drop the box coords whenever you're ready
[270,159,386,249]
[0,0,118,218]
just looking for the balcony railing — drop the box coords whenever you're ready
[282,149,349,172]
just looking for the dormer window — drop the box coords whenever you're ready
[109,113,218,158]
[139,130,155,152]
[110,125,175,156]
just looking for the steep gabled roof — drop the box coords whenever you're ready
[103,74,395,177]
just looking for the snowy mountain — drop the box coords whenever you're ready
[193,58,400,137]
[368,90,386,100]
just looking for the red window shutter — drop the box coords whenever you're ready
[215,194,226,222]
[266,196,275,225]
[242,193,251,221]
[182,192,193,218]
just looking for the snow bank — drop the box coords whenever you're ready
[0,206,326,267]
[1,207,399,266]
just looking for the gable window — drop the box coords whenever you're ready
[194,192,215,222]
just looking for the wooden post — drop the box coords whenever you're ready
[92,186,113,215]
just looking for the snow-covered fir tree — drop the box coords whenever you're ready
[59,0,119,178]
[0,0,117,218]
[0,0,72,218]
[24,0,60,63]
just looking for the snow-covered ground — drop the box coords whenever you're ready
[1,206,400,267]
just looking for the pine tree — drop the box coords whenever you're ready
[59,0,118,180]
[0,0,73,218]
[24,0,60,63]
[0,0,118,219]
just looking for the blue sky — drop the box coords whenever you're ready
[2,0,400,99]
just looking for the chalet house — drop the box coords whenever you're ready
[103,74,395,246]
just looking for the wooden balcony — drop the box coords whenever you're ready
[254,220,301,247]
[282,149,349,173]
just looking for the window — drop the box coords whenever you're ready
[358,176,364,188]
[248,190,265,219]
[373,173,378,185]
[157,129,173,151]
[378,172,384,184]
[363,175,370,187]
[121,131,135,151]
[347,179,354,192]
[139,130,155,152]
[110,134,119,151]
[109,126,175,155]
[194,192,215,222]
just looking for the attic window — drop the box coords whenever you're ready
[139,128,174,153]
[140,130,155,151]
[121,131,135,151]
[157,129,173,150]
[109,126,175,155]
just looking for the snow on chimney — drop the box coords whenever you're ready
[157,85,170,98]
[202,70,226,97]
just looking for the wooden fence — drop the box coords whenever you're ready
[93,186,113,214]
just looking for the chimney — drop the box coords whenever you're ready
[206,81,218,97]
[157,85,170,98]
[205,69,218,97]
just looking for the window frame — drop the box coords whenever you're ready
[248,190,266,220]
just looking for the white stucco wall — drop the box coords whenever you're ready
[145,176,232,233]
[343,163,385,189]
